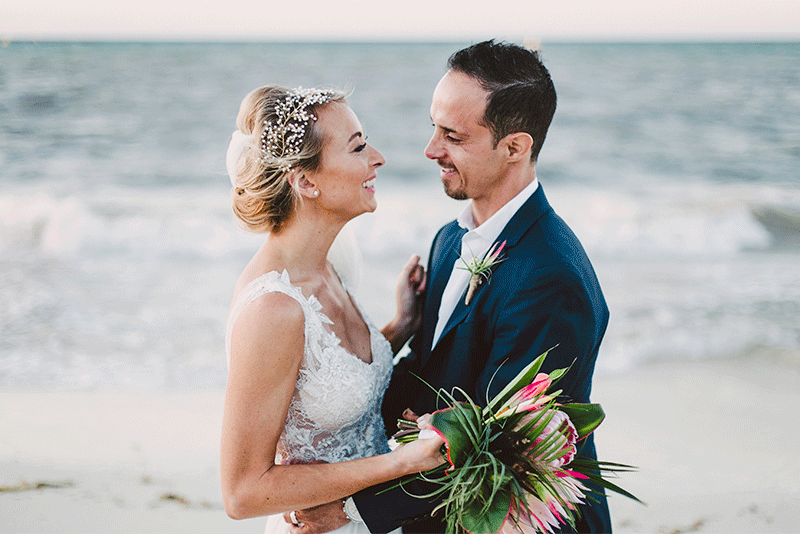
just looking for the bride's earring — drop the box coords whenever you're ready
[312,190,319,197]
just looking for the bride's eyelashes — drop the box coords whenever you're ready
[353,136,369,153]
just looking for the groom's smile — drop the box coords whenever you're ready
[425,70,508,206]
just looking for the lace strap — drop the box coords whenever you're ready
[225,270,331,367]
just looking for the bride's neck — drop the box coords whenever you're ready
[262,214,343,281]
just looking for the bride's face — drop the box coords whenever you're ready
[309,103,385,220]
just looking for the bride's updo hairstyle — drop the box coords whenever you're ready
[227,85,346,233]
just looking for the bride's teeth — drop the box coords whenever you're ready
[363,178,375,189]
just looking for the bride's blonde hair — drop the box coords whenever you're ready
[230,85,346,233]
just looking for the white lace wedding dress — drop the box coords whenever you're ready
[226,269,400,534]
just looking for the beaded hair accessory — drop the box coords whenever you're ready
[261,87,336,173]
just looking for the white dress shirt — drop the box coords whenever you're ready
[431,177,539,348]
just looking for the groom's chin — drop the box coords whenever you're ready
[443,184,468,201]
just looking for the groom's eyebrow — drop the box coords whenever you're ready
[431,117,460,136]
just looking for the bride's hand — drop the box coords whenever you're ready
[394,254,426,332]
[382,255,426,354]
[392,413,446,474]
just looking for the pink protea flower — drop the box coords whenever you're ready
[491,409,587,534]
[533,409,578,468]
[497,495,561,534]
[496,476,587,534]
[495,373,553,418]
[515,409,578,469]
[548,475,587,510]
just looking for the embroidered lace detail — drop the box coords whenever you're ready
[226,270,393,464]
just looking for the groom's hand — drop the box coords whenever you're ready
[285,500,349,534]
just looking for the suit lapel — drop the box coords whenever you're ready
[417,225,466,365]
[426,185,553,358]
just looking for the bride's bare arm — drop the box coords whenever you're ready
[382,254,427,354]
[221,291,442,520]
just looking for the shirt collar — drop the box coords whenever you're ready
[457,177,540,242]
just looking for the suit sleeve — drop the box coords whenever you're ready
[351,474,447,533]
[477,264,597,405]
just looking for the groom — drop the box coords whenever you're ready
[298,40,613,533]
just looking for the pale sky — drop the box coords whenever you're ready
[2,0,799,41]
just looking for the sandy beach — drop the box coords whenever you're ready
[2,354,799,533]
[591,352,800,533]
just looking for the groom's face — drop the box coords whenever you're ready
[425,70,506,201]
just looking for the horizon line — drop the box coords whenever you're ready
[3,35,800,45]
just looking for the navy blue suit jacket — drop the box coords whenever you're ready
[354,185,613,533]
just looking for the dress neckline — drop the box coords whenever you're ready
[245,269,376,367]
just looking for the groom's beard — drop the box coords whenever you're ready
[443,181,468,200]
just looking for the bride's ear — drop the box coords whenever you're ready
[289,170,319,200]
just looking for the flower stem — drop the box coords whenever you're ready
[465,275,482,305]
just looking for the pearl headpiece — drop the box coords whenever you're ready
[261,87,336,173]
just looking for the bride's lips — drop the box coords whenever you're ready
[362,175,376,192]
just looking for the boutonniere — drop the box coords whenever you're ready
[459,240,506,305]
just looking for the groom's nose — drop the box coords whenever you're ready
[424,132,443,160]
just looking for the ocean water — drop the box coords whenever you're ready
[0,41,798,390]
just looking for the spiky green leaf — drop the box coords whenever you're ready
[484,349,552,415]
[458,489,511,534]
[558,403,605,439]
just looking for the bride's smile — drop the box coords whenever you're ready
[307,102,385,220]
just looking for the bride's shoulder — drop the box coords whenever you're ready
[227,292,305,388]
[230,290,305,355]
[238,289,304,328]
[229,266,305,337]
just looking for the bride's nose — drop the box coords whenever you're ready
[370,145,385,168]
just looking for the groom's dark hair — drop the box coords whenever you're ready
[448,39,557,162]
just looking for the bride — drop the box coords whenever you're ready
[220,85,444,534]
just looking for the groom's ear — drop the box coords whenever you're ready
[501,132,533,162]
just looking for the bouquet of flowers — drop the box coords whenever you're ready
[392,349,639,534]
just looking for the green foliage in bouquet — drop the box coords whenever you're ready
[391,349,640,534]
